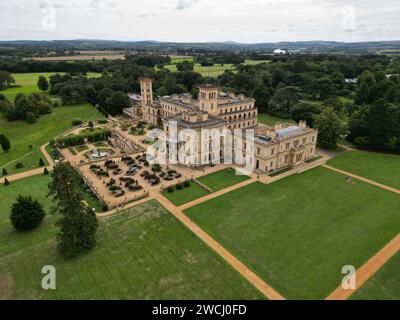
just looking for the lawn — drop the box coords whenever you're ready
[197,168,250,192]
[327,150,400,189]
[0,200,263,299]
[1,72,100,101]
[351,252,400,300]
[0,104,105,175]
[0,174,56,258]
[0,173,104,258]
[258,113,294,126]
[184,167,400,299]
[162,181,210,206]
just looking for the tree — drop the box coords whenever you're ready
[4,178,9,186]
[313,108,347,148]
[48,162,98,258]
[0,71,15,90]
[2,168,7,176]
[176,61,194,71]
[10,195,46,231]
[291,102,321,127]
[37,76,49,92]
[44,167,49,175]
[322,97,345,114]
[39,158,45,166]
[270,86,302,117]
[0,134,11,152]
[355,81,371,105]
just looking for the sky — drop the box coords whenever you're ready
[0,0,399,43]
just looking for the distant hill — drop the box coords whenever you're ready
[0,39,399,53]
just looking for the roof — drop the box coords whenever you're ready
[138,77,153,82]
[276,126,304,138]
[197,84,220,90]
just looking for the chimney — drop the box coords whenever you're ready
[299,120,307,129]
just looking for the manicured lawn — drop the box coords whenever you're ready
[351,252,400,300]
[197,168,250,192]
[327,150,400,189]
[0,104,105,175]
[0,174,56,258]
[0,200,263,299]
[0,173,104,258]
[1,72,100,101]
[184,167,400,299]
[257,113,294,126]
[162,181,210,206]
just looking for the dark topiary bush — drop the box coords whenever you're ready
[183,180,190,188]
[2,168,7,176]
[43,167,49,175]
[10,195,46,231]
[4,178,10,186]
[15,162,24,169]
[176,183,183,190]
[167,186,174,193]
[39,158,45,166]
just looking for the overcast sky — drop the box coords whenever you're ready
[0,0,399,42]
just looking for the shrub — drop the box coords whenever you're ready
[10,195,46,231]
[176,183,183,190]
[15,162,24,169]
[43,167,49,175]
[39,158,45,166]
[26,112,37,124]
[102,204,109,212]
[2,168,7,176]
[72,118,83,126]
[4,178,10,186]
[97,119,108,124]
[183,180,190,188]
[151,164,162,172]
[167,186,174,193]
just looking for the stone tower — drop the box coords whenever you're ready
[198,84,219,116]
[139,77,153,106]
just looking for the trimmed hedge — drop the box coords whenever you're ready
[57,128,111,148]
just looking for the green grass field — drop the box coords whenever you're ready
[1,72,100,101]
[161,60,269,77]
[351,252,400,300]
[0,199,263,299]
[258,113,294,126]
[184,167,400,299]
[327,150,400,189]
[197,168,250,192]
[0,174,56,258]
[0,104,104,175]
[162,181,210,206]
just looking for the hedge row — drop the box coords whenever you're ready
[57,128,111,148]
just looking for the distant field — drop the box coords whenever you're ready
[0,104,105,175]
[184,167,400,299]
[29,52,125,61]
[0,200,263,299]
[327,150,400,189]
[351,252,400,300]
[160,59,269,77]
[258,113,294,126]
[1,72,101,101]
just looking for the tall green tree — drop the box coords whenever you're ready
[48,162,98,258]
[313,108,347,148]
[0,134,11,152]
[37,75,49,91]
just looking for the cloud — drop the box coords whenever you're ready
[175,0,200,10]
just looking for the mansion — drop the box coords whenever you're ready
[123,78,318,174]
